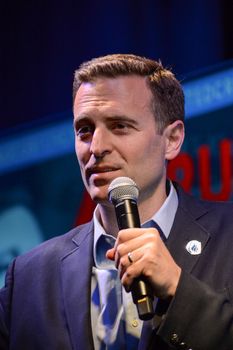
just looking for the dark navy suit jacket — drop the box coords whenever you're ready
[1,185,233,349]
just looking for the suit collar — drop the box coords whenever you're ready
[60,221,95,350]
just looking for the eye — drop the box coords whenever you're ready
[115,123,127,129]
[112,122,131,133]
[76,125,94,139]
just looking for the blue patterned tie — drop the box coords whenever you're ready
[94,234,125,349]
[95,234,116,269]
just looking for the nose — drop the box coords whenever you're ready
[90,127,112,159]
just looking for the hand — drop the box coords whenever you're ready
[106,227,181,299]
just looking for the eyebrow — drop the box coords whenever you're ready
[105,115,139,125]
[73,115,139,129]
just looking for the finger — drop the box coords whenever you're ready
[116,228,150,245]
[115,228,161,267]
[116,227,161,252]
[106,247,115,261]
[118,246,146,279]
[118,251,136,279]
[121,260,143,292]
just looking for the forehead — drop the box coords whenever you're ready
[73,75,153,114]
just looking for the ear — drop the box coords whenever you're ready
[164,120,185,161]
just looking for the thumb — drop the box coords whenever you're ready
[106,247,115,261]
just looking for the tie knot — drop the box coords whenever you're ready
[95,234,116,269]
[142,220,166,242]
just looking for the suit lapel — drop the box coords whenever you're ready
[60,222,95,350]
[167,186,210,274]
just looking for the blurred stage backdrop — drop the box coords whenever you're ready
[0,0,232,286]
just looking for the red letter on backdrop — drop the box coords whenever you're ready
[74,191,96,226]
[198,139,232,201]
[167,153,194,193]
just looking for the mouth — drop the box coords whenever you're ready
[86,165,120,180]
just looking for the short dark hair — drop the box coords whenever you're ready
[73,54,184,133]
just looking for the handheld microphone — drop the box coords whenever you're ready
[108,177,154,320]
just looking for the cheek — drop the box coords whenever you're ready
[75,141,88,165]
[75,144,81,164]
[133,139,165,170]
[131,138,157,159]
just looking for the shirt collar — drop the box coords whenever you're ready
[93,208,116,269]
[93,181,178,268]
[143,181,178,240]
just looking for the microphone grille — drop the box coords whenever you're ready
[108,177,139,203]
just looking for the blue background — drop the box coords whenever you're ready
[0,1,233,286]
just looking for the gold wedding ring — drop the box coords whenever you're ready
[127,252,134,264]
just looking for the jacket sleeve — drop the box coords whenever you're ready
[0,260,16,350]
[157,270,233,350]
[0,301,9,350]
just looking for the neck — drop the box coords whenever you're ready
[98,204,119,237]
[137,182,168,223]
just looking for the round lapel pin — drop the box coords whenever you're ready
[186,240,202,255]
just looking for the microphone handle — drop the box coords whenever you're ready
[114,199,154,320]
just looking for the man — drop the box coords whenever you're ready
[0,54,233,349]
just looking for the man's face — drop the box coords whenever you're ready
[73,75,169,205]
